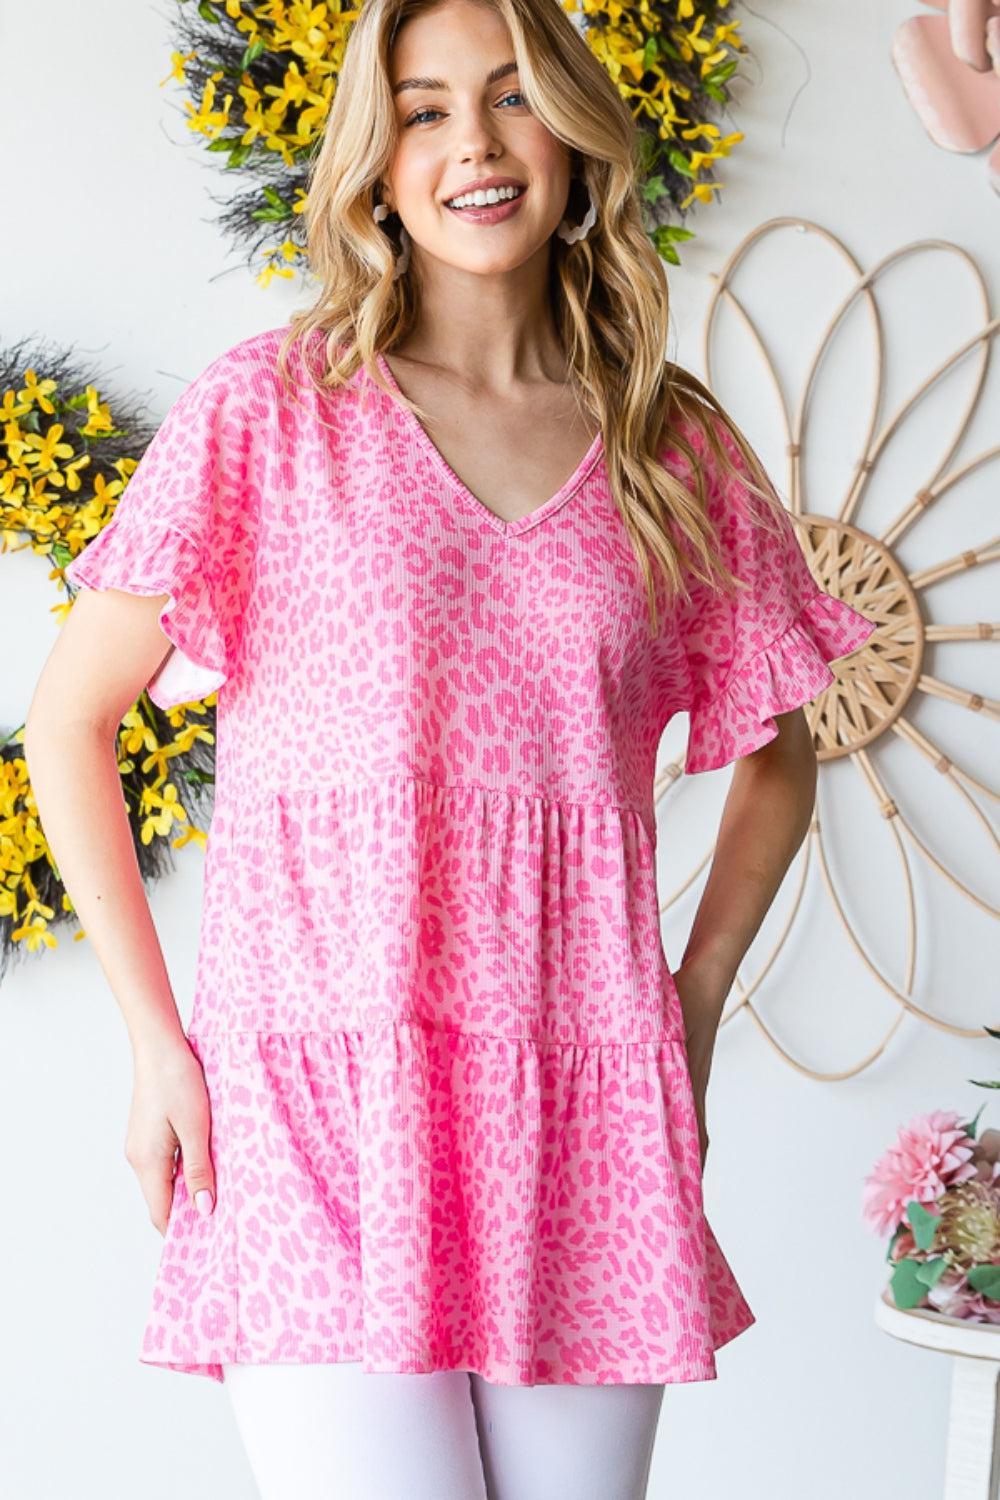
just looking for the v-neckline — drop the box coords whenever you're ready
[375,350,604,538]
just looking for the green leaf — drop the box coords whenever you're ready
[226,143,253,168]
[206,136,238,153]
[706,59,738,86]
[642,36,660,70]
[181,766,216,786]
[197,0,220,21]
[635,134,659,175]
[261,186,292,211]
[659,225,695,242]
[915,1257,949,1289]
[967,1265,1000,1300]
[640,174,667,204]
[906,1200,941,1252]
[890,1257,932,1310]
[652,225,683,263]
[240,38,266,69]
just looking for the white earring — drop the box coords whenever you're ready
[556,181,598,245]
[373,199,410,280]
[392,225,411,279]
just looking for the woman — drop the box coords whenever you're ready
[25,0,876,1495]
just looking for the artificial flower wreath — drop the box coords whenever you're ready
[0,340,219,967]
[164,0,747,286]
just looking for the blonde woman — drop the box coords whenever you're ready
[26,0,876,1495]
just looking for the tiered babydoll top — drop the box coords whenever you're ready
[64,325,877,1385]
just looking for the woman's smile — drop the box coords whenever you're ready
[444,184,528,225]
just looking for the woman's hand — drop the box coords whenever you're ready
[126,1033,216,1236]
[672,959,732,1172]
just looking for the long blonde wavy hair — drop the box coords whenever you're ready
[277,0,789,633]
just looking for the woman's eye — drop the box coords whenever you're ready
[403,91,525,127]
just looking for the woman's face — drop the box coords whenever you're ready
[384,0,573,276]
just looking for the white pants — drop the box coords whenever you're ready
[222,1360,665,1500]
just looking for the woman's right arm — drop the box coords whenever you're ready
[23,582,217,1234]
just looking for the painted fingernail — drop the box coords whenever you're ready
[195,1189,214,1216]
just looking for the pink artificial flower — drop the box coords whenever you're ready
[891,1,1000,196]
[927,1269,1000,1325]
[863,1109,978,1237]
[970,1128,1000,1185]
[888,1227,917,1263]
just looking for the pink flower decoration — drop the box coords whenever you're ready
[862,1109,979,1237]
[891,0,1000,196]
[970,1128,1000,1185]
[927,1270,1000,1325]
[888,1227,917,1263]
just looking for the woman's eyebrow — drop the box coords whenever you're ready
[392,59,518,97]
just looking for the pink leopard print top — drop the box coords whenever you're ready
[64,326,876,1385]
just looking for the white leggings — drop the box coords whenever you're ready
[222,1360,665,1500]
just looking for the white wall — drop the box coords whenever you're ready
[2,2,997,1496]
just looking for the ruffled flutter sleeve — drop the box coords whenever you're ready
[64,348,269,711]
[677,413,877,775]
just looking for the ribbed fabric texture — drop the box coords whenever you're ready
[65,326,875,1385]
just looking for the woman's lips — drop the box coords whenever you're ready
[444,187,527,225]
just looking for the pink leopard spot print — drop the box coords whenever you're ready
[64,326,876,1384]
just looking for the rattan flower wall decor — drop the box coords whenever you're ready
[0,341,220,973]
[163,0,747,285]
[655,218,1000,1079]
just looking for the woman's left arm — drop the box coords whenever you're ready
[673,707,818,1167]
